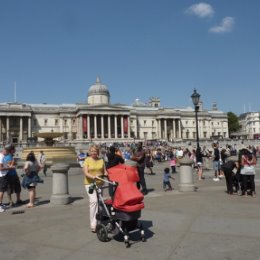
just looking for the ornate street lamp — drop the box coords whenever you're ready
[191,89,200,149]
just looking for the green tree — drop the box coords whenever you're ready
[227,112,240,135]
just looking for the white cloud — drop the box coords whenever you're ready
[209,17,235,33]
[185,2,214,18]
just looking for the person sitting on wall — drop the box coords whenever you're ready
[77,150,87,168]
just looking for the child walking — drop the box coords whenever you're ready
[163,167,174,191]
[169,156,177,173]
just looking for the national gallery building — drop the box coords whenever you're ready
[0,77,228,145]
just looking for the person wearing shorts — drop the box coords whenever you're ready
[0,144,15,212]
[5,145,22,206]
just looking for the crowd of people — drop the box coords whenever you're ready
[0,141,259,218]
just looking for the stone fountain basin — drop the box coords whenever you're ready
[17,146,81,176]
[20,146,78,166]
[33,132,64,139]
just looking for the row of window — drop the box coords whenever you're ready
[34,118,76,127]
[141,131,227,139]
[136,120,226,127]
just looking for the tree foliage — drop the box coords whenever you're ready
[227,112,240,134]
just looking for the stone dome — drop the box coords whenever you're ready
[88,77,110,96]
[87,77,110,105]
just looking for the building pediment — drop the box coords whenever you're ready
[76,104,130,115]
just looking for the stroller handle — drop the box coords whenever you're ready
[95,176,118,186]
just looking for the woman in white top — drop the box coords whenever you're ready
[240,149,257,197]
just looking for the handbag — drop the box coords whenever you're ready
[241,166,255,175]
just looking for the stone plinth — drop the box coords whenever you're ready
[50,163,71,205]
[178,157,196,192]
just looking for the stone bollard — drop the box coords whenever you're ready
[50,163,71,205]
[178,157,196,192]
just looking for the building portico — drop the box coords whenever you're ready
[78,111,131,140]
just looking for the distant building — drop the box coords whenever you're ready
[0,77,229,144]
[234,112,260,139]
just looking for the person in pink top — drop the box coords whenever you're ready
[169,156,176,173]
[240,148,257,197]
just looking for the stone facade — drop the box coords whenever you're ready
[236,112,260,139]
[0,78,229,144]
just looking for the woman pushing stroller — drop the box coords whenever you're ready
[83,145,107,233]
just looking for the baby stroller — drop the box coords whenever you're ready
[90,164,146,248]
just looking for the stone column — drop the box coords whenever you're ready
[164,119,167,139]
[94,115,97,139]
[173,119,176,139]
[178,120,181,138]
[28,117,31,138]
[135,118,138,139]
[158,119,161,139]
[127,116,131,139]
[170,121,173,141]
[114,115,118,139]
[68,118,72,140]
[108,115,111,139]
[178,158,196,192]
[209,119,212,139]
[121,116,124,138]
[50,163,71,205]
[19,117,23,142]
[78,115,83,139]
[101,115,104,139]
[87,115,90,139]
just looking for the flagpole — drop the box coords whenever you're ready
[14,81,16,102]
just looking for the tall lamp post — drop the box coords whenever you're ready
[191,89,200,149]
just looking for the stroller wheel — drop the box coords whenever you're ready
[125,241,131,248]
[96,224,109,242]
[124,234,131,248]
[141,231,146,242]
[139,225,146,242]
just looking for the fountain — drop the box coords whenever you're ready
[33,132,65,146]
[18,132,80,205]
[21,132,78,165]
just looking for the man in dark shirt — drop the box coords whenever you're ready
[222,157,239,195]
[212,143,221,181]
[132,142,148,195]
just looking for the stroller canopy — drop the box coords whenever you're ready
[107,164,144,212]
[107,163,140,183]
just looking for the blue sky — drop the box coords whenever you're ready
[0,0,259,115]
